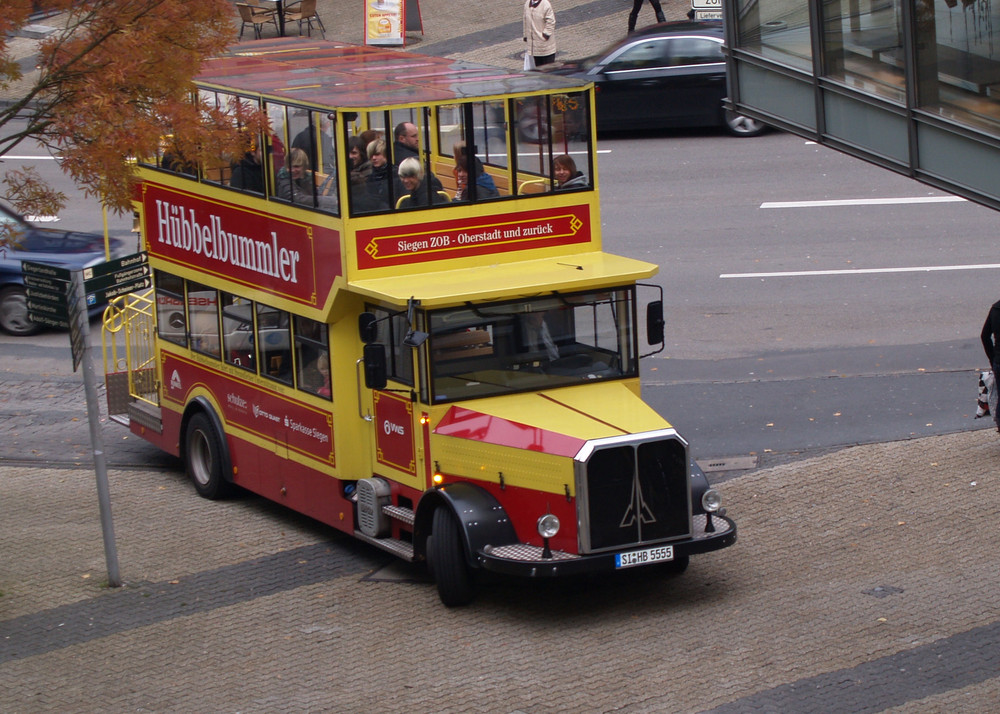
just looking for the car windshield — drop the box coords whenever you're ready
[427,287,637,403]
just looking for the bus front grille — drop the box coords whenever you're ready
[578,436,692,553]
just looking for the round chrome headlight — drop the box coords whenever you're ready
[701,489,722,513]
[537,513,560,539]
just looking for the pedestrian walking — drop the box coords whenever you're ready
[628,0,665,33]
[980,298,1000,431]
[523,0,556,68]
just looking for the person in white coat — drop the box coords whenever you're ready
[523,0,556,67]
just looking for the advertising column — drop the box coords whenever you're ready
[364,0,405,45]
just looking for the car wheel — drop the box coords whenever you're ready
[184,412,233,500]
[0,286,42,336]
[429,507,475,607]
[724,110,766,137]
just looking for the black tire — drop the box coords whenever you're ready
[184,412,233,500]
[723,110,766,137]
[429,507,475,607]
[0,286,42,336]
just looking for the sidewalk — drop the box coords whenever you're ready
[3,428,1000,711]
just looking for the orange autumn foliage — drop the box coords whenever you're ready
[0,0,266,217]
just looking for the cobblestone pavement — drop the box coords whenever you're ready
[5,3,1000,712]
[4,427,1000,712]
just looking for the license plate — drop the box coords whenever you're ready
[615,544,674,569]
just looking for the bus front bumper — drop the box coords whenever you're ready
[475,514,736,578]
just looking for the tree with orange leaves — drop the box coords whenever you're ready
[0,0,266,222]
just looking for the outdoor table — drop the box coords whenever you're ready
[259,0,286,36]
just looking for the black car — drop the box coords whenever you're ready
[0,203,127,336]
[538,21,767,136]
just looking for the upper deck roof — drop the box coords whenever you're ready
[197,37,590,108]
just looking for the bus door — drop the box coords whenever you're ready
[362,306,425,492]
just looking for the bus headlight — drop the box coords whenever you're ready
[537,514,560,539]
[701,489,722,513]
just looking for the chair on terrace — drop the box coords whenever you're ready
[236,2,278,40]
[283,0,326,37]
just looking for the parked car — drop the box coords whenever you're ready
[0,203,127,336]
[536,21,767,137]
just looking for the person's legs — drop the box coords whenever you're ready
[628,0,643,32]
[649,0,666,23]
[534,53,556,66]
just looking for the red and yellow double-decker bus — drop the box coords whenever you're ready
[103,37,736,606]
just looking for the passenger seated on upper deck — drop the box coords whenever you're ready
[452,142,499,202]
[396,157,450,209]
[276,148,337,210]
[348,137,370,183]
[553,154,588,191]
[356,138,401,212]
[230,144,265,194]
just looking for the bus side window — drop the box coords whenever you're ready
[155,272,187,347]
[188,282,221,359]
[222,293,256,372]
[256,304,292,385]
[294,315,330,399]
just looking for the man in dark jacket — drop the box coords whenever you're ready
[392,122,442,192]
[230,147,265,194]
[980,298,1000,431]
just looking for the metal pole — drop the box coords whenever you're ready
[71,271,122,587]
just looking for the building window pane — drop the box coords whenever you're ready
[736,0,813,71]
[822,0,905,103]
[918,0,1000,131]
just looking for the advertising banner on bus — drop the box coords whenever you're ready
[355,204,591,270]
[140,183,342,309]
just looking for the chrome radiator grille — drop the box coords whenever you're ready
[577,435,692,553]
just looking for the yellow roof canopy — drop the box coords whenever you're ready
[348,252,658,307]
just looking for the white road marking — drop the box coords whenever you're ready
[721,263,1000,279]
[761,196,966,208]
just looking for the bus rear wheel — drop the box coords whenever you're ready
[184,412,233,500]
[429,507,475,607]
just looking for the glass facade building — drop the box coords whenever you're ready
[724,0,1000,209]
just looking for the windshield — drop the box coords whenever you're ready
[427,287,637,403]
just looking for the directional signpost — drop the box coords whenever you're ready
[20,251,149,590]
[22,261,72,330]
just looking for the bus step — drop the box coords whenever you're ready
[382,504,414,526]
[354,530,415,561]
[127,400,163,434]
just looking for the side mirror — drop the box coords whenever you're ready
[359,312,378,344]
[646,300,664,345]
[363,343,388,390]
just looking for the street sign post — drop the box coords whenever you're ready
[19,256,134,588]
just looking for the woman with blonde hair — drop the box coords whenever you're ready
[396,157,448,208]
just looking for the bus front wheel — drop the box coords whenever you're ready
[184,412,233,500]
[429,507,475,607]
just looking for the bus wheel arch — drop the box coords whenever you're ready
[415,482,520,607]
[181,399,234,500]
